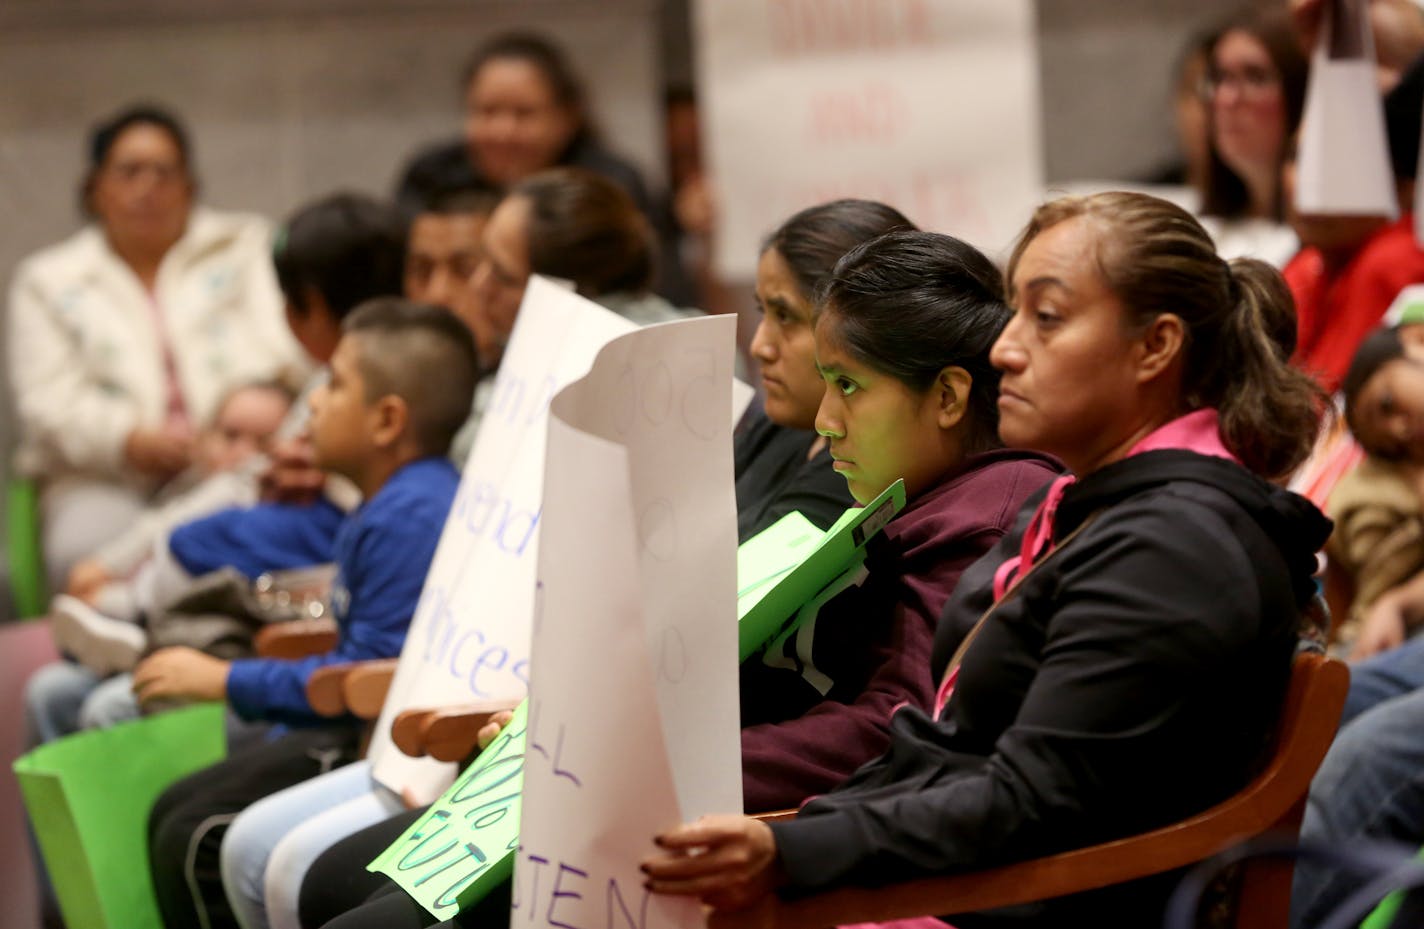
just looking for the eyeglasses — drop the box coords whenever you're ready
[102,160,186,185]
[1198,67,1281,101]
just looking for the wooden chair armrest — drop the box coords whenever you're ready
[343,659,399,719]
[715,815,1264,929]
[304,658,398,718]
[254,618,339,659]
[712,654,1349,929]
[305,663,356,717]
[390,698,522,762]
[750,809,797,824]
[391,708,438,758]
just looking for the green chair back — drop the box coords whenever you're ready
[6,476,47,617]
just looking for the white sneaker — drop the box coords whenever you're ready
[50,594,148,676]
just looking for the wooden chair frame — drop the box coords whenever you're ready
[302,659,400,719]
[721,652,1348,929]
[254,620,395,726]
[256,619,519,762]
[253,617,338,660]
[389,699,523,762]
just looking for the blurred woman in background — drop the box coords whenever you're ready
[1197,7,1307,265]
[395,33,649,221]
[6,104,303,594]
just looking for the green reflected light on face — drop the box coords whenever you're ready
[813,310,972,504]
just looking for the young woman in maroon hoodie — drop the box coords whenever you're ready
[450,228,1057,816]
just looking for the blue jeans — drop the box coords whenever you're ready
[221,759,402,929]
[25,660,269,747]
[1293,686,1424,927]
[23,661,139,744]
[1341,635,1424,726]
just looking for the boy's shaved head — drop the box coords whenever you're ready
[341,298,480,458]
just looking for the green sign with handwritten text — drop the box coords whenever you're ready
[369,702,527,918]
[737,479,905,660]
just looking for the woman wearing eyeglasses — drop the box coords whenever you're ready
[1203,9,1307,222]
[6,104,303,594]
[1196,7,1308,266]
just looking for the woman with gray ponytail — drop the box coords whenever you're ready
[644,192,1332,927]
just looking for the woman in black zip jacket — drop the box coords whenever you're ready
[644,190,1333,928]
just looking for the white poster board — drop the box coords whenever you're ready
[694,0,1043,279]
[1296,0,1398,218]
[513,315,742,929]
[368,277,640,801]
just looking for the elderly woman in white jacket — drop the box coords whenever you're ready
[6,105,305,592]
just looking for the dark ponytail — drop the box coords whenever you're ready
[1212,258,1325,479]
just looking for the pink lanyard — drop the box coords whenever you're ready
[934,409,1239,716]
[934,476,1070,716]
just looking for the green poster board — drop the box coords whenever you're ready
[737,479,905,660]
[370,701,527,918]
[15,702,228,929]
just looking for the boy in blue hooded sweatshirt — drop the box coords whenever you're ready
[137,297,477,929]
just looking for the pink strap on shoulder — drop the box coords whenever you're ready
[934,666,960,717]
[939,410,1235,719]
[839,919,956,929]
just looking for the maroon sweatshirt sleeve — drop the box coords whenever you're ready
[737,455,1058,815]
[740,592,939,813]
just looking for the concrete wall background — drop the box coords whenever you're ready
[0,0,664,288]
[1036,0,1243,183]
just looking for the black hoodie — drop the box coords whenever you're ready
[769,450,1332,929]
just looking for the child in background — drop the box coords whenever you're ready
[1384,288,1424,355]
[1283,56,1424,393]
[163,194,410,581]
[52,380,295,670]
[1327,326,1424,657]
[137,298,477,929]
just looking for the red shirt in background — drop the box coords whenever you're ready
[1285,213,1424,393]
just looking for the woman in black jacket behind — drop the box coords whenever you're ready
[734,198,914,540]
[644,190,1333,928]
[395,33,647,217]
